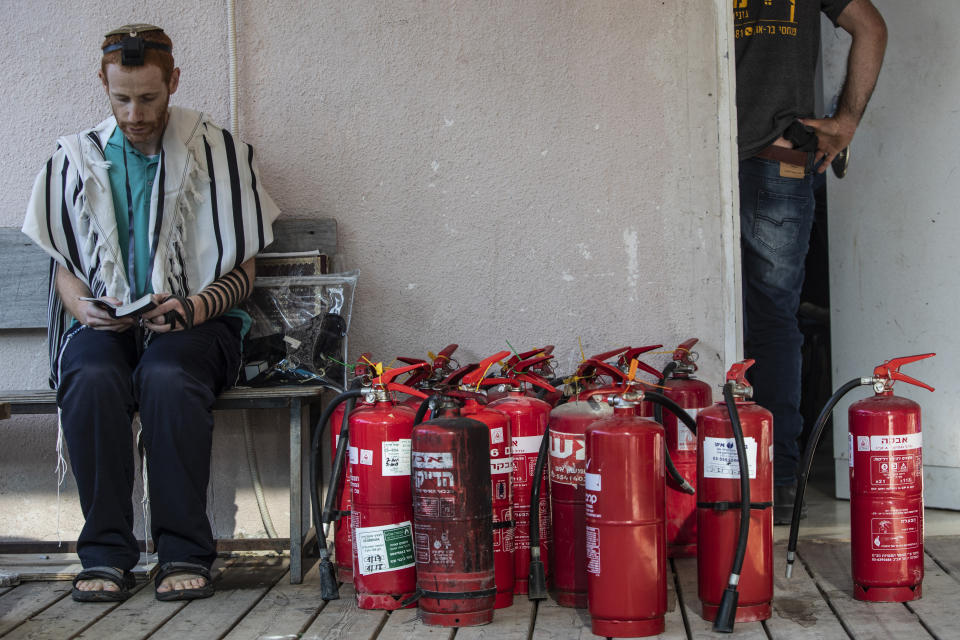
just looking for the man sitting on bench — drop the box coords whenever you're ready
[21,24,279,602]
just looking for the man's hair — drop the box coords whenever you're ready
[101,26,175,83]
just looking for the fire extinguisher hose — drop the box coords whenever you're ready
[713,382,751,634]
[413,394,441,425]
[310,385,364,600]
[651,361,679,426]
[785,377,871,578]
[643,391,697,495]
[527,422,551,601]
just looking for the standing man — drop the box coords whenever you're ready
[22,25,279,600]
[735,1,887,523]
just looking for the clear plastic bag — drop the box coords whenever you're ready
[241,271,358,389]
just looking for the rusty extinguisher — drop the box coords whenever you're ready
[786,353,935,602]
[696,360,773,632]
[313,362,429,607]
[410,413,496,626]
[444,352,518,609]
[654,338,713,558]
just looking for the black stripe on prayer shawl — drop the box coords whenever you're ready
[46,259,63,389]
[221,129,246,264]
[203,136,225,280]
[59,157,82,272]
[45,157,75,277]
[146,147,167,285]
[86,131,104,157]
[247,146,265,250]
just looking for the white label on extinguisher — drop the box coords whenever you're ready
[490,457,513,474]
[849,433,855,467]
[490,426,504,444]
[359,449,373,466]
[703,437,758,479]
[512,434,543,454]
[586,526,601,575]
[381,439,411,476]
[550,431,586,487]
[677,408,698,451]
[584,472,601,492]
[412,452,453,469]
[349,446,359,465]
[354,521,416,576]
[870,433,922,451]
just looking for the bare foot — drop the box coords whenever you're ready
[156,573,208,594]
[75,572,121,592]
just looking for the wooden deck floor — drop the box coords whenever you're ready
[2,535,959,639]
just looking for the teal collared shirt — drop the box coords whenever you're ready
[104,126,156,298]
[103,126,251,337]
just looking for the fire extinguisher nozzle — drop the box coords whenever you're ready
[527,558,548,600]
[785,550,796,578]
[318,555,340,601]
[712,586,740,633]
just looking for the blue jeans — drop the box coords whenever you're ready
[739,156,816,487]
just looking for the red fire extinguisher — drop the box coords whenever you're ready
[786,353,935,602]
[411,414,496,626]
[655,338,713,558]
[451,352,518,609]
[540,388,613,607]
[312,362,429,607]
[479,357,556,596]
[328,354,377,583]
[583,363,669,638]
[696,360,773,631]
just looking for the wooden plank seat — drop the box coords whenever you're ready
[0,216,339,584]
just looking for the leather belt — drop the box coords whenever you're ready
[754,145,810,167]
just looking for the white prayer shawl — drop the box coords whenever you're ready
[22,106,279,387]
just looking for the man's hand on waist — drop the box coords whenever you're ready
[798,115,857,174]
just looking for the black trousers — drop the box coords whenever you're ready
[57,318,241,571]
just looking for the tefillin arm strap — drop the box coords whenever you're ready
[196,266,253,323]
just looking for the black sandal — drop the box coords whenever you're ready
[154,562,214,601]
[72,566,135,602]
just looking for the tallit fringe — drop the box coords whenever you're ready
[76,157,130,301]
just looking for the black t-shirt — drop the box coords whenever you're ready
[734,0,853,160]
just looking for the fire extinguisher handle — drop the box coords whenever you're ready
[873,353,936,391]
[583,358,626,381]
[373,361,430,387]
[514,354,552,373]
[385,382,430,399]
[672,338,699,363]
[461,350,513,386]
[618,345,664,379]
[725,359,755,385]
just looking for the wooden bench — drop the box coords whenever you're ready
[0,217,338,584]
